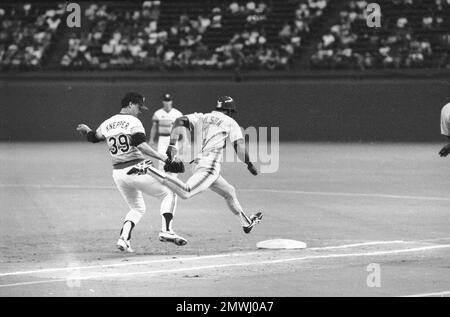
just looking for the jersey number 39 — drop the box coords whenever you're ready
[108,135,130,155]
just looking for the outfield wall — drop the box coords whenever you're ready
[0,76,448,142]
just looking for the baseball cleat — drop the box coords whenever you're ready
[117,237,134,253]
[243,212,263,234]
[127,160,153,175]
[159,231,187,246]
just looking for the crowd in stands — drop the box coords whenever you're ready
[0,3,65,70]
[61,1,273,70]
[1,1,448,71]
[61,1,163,70]
[60,0,329,71]
[166,1,281,70]
[311,0,450,70]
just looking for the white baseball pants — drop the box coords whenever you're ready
[112,167,177,228]
[147,151,250,226]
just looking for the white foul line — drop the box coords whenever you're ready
[308,240,405,250]
[402,291,450,297]
[241,189,450,202]
[0,240,408,277]
[2,184,450,202]
[0,253,259,277]
[0,184,114,190]
[0,244,449,289]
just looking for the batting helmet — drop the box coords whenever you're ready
[216,96,236,113]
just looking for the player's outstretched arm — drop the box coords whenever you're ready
[233,139,259,176]
[76,124,104,143]
[166,116,191,159]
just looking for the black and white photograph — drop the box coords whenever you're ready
[0,0,449,300]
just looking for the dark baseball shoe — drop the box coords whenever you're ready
[243,212,263,234]
[159,231,188,246]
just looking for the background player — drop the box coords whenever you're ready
[76,92,187,253]
[149,93,183,168]
[439,102,450,157]
[129,96,262,234]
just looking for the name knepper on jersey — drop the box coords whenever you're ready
[105,121,130,132]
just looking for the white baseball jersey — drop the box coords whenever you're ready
[186,111,244,159]
[440,103,450,136]
[97,114,146,166]
[151,111,246,203]
[153,108,183,137]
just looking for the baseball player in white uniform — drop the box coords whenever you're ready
[76,92,187,253]
[439,102,450,157]
[128,96,263,234]
[149,93,183,169]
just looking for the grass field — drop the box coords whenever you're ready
[0,142,449,297]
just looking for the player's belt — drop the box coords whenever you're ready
[158,133,171,137]
[113,158,146,170]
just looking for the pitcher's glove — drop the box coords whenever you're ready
[164,157,185,173]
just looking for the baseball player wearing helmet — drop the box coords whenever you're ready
[76,92,187,253]
[128,96,262,234]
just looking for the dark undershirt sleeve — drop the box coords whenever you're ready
[130,132,147,147]
[87,131,101,143]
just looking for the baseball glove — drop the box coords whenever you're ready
[164,158,185,173]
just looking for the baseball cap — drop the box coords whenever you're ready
[121,92,149,110]
[163,93,172,102]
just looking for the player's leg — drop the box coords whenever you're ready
[113,171,147,252]
[132,173,187,246]
[157,191,177,233]
[210,175,263,234]
[142,162,219,199]
[164,169,219,199]
[157,136,170,170]
[209,175,248,224]
[129,153,220,199]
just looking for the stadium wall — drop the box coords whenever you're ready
[0,76,448,142]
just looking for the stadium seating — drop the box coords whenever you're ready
[310,0,450,70]
[0,3,65,70]
[59,0,330,71]
[1,1,448,71]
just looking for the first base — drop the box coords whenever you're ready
[256,239,307,250]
